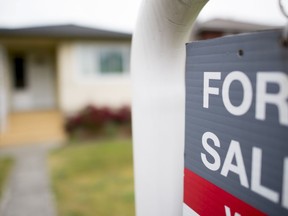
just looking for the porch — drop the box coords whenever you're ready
[0,110,66,147]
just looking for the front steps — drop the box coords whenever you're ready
[0,110,66,147]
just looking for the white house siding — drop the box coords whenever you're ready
[57,41,132,115]
[0,45,9,132]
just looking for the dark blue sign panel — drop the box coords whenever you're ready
[184,30,288,216]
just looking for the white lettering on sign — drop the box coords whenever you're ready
[224,205,241,216]
[251,147,279,203]
[222,71,253,116]
[201,131,221,171]
[203,72,221,109]
[220,140,249,188]
[201,131,288,209]
[256,72,288,126]
[282,158,288,209]
[203,71,288,126]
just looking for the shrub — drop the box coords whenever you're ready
[65,105,131,140]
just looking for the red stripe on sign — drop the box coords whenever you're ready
[184,168,266,216]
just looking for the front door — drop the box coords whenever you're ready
[11,51,56,111]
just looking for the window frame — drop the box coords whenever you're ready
[77,43,130,79]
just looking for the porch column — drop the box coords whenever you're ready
[0,45,8,133]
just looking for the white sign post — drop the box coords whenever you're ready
[131,0,208,215]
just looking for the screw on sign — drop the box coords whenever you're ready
[183,30,288,216]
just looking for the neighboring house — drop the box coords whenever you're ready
[0,24,132,146]
[190,18,278,40]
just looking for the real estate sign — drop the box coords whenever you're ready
[184,30,288,216]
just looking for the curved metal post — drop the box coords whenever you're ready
[131,0,208,215]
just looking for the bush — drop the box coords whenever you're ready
[65,105,131,139]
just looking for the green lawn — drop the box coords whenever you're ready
[0,157,13,197]
[49,139,135,216]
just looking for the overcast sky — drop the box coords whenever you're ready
[0,0,286,32]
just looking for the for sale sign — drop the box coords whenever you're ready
[184,30,288,216]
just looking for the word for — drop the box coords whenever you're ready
[203,71,288,126]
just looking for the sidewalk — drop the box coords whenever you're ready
[0,144,58,216]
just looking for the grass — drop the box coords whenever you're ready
[49,138,135,216]
[0,157,13,197]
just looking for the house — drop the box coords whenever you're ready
[0,19,278,146]
[0,24,132,146]
[190,18,278,40]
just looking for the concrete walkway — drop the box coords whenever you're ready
[0,144,58,216]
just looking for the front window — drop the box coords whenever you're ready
[100,50,124,74]
[78,44,130,77]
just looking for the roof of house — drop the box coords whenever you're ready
[196,18,280,33]
[0,24,131,39]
